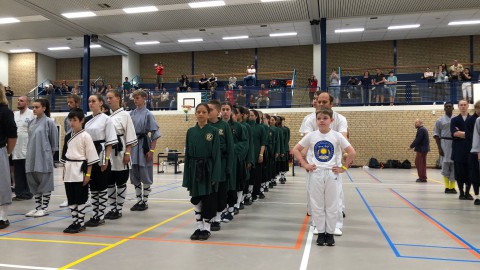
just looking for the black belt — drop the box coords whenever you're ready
[441,137,454,140]
[136,133,150,154]
[65,158,88,173]
[114,134,124,156]
[93,140,106,154]
[190,157,208,183]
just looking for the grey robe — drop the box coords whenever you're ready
[26,115,58,173]
[130,107,161,167]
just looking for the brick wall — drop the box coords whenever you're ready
[53,106,459,168]
[195,49,254,81]
[56,56,122,86]
[56,58,81,82]
[140,52,192,83]
[8,52,37,95]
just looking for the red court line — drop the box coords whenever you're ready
[389,188,480,260]
[155,218,194,239]
[362,170,382,183]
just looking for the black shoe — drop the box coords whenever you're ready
[259,193,266,199]
[190,229,201,240]
[416,179,427,183]
[63,223,76,233]
[268,183,274,188]
[459,194,467,200]
[210,221,221,231]
[233,207,239,215]
[280,180,286,184]
[325,233,335,246]
[474,199,480,205]
[221,212,234,223]
[85,217,105,227]
[342,211,346,218]
[105,210,122,220]
[316,233,326,246]
[465,194,474,200]
[198,230,211,241]
[272,181,277,186]
[130,201,142,211]
[450,189,458,194]
[0,220,10,229]
[444,188,450,194]
[244,198,252,206]
[104,210,115,219]
[264,187,269,192]
[252,195,258,201]
[68,223,86,234]
[135,202,148,211]
[12,196,27,201]
[239,203,245,210]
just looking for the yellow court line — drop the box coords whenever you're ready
[59,208,193,270]
[0,237,110,246]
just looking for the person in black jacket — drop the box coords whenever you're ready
[451,100,472,200]
[409,119,430,183]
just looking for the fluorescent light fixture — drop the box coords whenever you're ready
[61,11,96,18]
[178,38,203,43]
[9,49,32,53]
[135,41,160,45]
[222,36,249,40]
[335,28,364,33]
[48,46,71,51]
[388,24,420,30]
[189,1,225,8]
[123,6,158,14]
[90,44,101,48]
[269,32,297,37]
[0,17,20,24]
[448,20,480,26]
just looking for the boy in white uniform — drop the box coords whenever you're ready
[293,109,355,246]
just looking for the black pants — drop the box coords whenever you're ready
[236,160,246,191]
[109,170,129,186]
[90,163,111,191]
[252,162,263,196]
[216,181,228,212]
[192,192,217,220]
[454,161,470,194]
[13,159,32,198]
[469,154,480,195]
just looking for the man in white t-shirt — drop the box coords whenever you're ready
[12,96,34,200]
[302,92,348,236]
[293,108,356,246]
[243,64,256,86]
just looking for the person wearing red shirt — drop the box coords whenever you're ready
[154,63,164,89]
[308,75,318,103]
[225,85,234,104]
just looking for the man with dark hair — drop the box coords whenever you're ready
[451,100,472,200]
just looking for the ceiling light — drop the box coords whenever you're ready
[61,11,96,18]
[178,38,203,43]
[335,28,364,33]
[189,1,225,9]
[123,6,158,14]
[388,24,420,30]
[448,20,480,26]
[0,17,20,24]
[90,44,101,48]
[222,36,249,40]
[9,49,32,53]
[269,32,297,37]
[48,46,71,51]
[135,41,160,45]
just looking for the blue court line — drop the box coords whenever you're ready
[390,188,480,256]
[0,216,71,237]
[126,181,181,196]
[345,170,354,183]
[363,170,383,183]
[355,188,400,257]
[394,243,478,251]
[148,186,181,196]
[399,255,480,263]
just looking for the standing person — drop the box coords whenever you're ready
[267,114,281,188]
[12,96,34,201]
[179,75,189,92]
[0,86,17,229]
[466,101,480,204]
[409,119,430,183]
[434,65,447,102]
[123,77,132,93]
[248,109,266,202]
[221,102,248,219]
[257,111,269,198]
[130,90,161,211]
[60,109,99,233]
[278,116,290,183]
[155,63,164,89]
[433,102,456,193]
[228,73,237,89]
[208,73,218,90]
[359,71,372,104]
[460,68,473,103]
[236,106,254,208]
[83,95,118,226]
[308,75,318,103]
[105,90,138,219]
[470,107,480,205]
[386,71,398,106]
[372,69,386,104]
[183,103,221,241]
[207,100,234,231]
[329,70,341,106]
[198,74,209,91]
[451,100,472,200]
[292,108,356,247]
[25,99,58,217]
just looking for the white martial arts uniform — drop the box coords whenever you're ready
[61,130,100,183]
[84,113,118,167]
[302,111,348,229]
[298,129,350,234]
[109,108,138,171]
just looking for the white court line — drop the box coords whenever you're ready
[299,225,314,270]
[0,263,75,270]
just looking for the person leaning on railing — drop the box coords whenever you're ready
[460,68,473,103]
[307,75,318,103]
[179,74,189,91]
[434,64,447,102]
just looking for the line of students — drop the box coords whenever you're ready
[183,102,291,240]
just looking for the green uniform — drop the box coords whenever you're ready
[208,119,234,184]
[228,119,249,191]
[248,120,267,194]
[182,124,221,197]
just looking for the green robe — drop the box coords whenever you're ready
[241,121,255,167]
[248,120,267,164]
[227,119,248,191]
[182,124,221,197]
[209,119,234,185]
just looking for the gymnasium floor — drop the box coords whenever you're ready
[1,166,479,270]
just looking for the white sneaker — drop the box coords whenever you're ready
[313,227,319,235]
[25,209,37,217]
[334,228,343,236]
[33,209,48,217]
[59,200,68,207]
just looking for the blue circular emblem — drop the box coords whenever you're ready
[314,140,334,162]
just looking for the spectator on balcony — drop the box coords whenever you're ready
[90,82,97,95]
[208,87,217,101]
[160,87,170,109]
[243,64,256,86]
[228,73,237,88]
[179,74,189,91]
[434,64,447,102]
[71,84,80,95]
[198,73,209,90]
[151,87,161,110]
[461,68,473,103]
[372,69,386,105]
[187,86,192,92]
[329,69,341,105]
[170,87,180,110]
[123,77,132,93]
[308,75,318,103]
[256,84,270,108]
[386,71,398,106]
[359,71,372,103]
[225,85,234,104]
[44,84,53,96]
[60,81,69,93]
[346,76,359,99]
[249,94,256,108]
[208,73,218,90]
[448,60,463,82]
[236,86,246,106]
[155,63,164,89]
[422,67,435,88]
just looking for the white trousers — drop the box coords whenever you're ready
[308,170,338,234]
